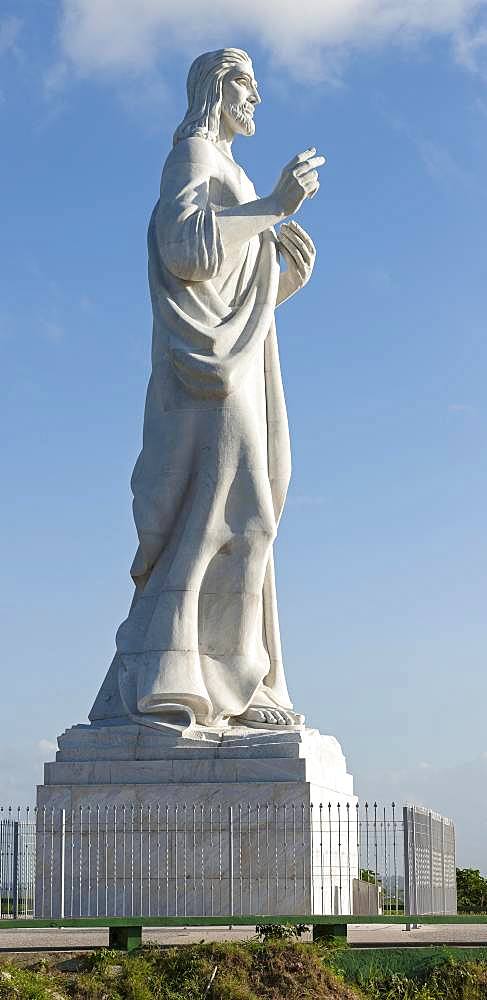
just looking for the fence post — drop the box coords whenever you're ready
[428,810,434,915]
[59,809,66,919]
[403,807,410,921]
[228,805,234,919]
[440,816,446,915]
[411,807,418,918]
[12,821,19,919]
[403,806,419,928]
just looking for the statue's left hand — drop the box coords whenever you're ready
[277,221,316,304]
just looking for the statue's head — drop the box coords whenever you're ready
[173,48,260,146]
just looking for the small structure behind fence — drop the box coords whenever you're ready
[403,804,457,916]
[1,802,456,919]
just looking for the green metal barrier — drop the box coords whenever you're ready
[2,914,487,951]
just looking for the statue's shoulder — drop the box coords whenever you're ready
[164,137,221,171]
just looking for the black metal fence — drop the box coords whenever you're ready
[0,807,36,917]
[0,802,456,919]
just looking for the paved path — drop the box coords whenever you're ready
[349,923,487,947]
[0,925,257,953]
[1,923,487,954]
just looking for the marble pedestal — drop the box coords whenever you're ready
[36,724,357,918]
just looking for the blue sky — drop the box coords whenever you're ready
[1,2,486,867]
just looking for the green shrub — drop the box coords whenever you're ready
[256,922,309,942]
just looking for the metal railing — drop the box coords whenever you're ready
[0,802,456,919]
[0,807,36,918]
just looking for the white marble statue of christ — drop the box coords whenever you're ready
[90,48,325,731]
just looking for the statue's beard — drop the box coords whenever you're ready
[222,102,255,135]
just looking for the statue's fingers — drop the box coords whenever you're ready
[299,169,320,188]
[293,167,319,187]
[288,220,316,255]
[277,239,291,259]
[277,232,298,263]
[279,231,308,277]
[308,182,320,200]
[287,220,308,236]
[281,235,311,269]
[294,155,326,177]
[284,147,316,171]
[303,174,320,195]
[280,227,309,257]
[277,233,294,260]
[280,226,312,266]
[279,228,303,256]
[280,249,307,280]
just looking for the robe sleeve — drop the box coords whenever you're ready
[148,138,280,400]
[154,140,224,282]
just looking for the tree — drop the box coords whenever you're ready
[360,869,381,884]
[456,868,487,913]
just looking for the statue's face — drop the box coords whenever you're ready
[221,63,261,138]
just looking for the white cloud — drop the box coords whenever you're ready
[56,0,487,80]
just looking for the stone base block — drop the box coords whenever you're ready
[36,724,357,918]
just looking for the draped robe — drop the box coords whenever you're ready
[90,136,294,727]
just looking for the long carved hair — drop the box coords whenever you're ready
[173,48,253,146]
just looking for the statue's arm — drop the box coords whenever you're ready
[155,141,323,284]
[156,145,281,278]
[216,147,324,253]
[215,196,285,250]
[216,200,317,310]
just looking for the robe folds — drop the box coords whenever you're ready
[115,136,294,726]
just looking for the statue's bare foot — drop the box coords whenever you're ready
[234,706,304,728]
